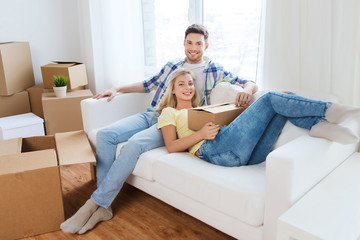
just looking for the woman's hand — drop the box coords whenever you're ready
[199,122,220,140]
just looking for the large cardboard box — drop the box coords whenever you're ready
[0,91,31,118]
[0,130,96,240]
[0,113,45,140]
[0,42,35,96]
[42,89,93,135]
[41,62,88,90]
[188,103,247,131]
[26,83,49,118]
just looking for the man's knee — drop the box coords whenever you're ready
[96,127,118,144]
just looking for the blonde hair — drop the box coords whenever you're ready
[156,68,200,114]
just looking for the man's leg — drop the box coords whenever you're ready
[96,111,155,186]
[61,112,163,234]
[91,123,164,208]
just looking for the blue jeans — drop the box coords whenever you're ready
[198,91,332,167]
[91,108,164,208]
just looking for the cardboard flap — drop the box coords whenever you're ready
[51,61,82,66]
[55,130,96,166]
[0,149,57,175]
[0,138,22,156]
[192,103,240,113]
[46,63,75,68]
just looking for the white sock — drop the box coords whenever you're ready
[78,206,113,234]
[326,103,360,123]
[310,121,359,144]
[60,199,99,234]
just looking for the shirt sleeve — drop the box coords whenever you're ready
[142,66,165,93]
[157,107,177,129]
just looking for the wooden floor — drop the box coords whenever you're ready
[24,163,235,240]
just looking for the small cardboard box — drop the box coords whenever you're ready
[188,103,247,130]
[0,130,96,240]
[27,83,85,118]
[0,42,35,96]
[0,91,31,118]
[0,113,45,140]
[42,89,93,135]
[41,62,88,90]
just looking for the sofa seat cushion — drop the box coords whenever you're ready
[132,147,169,181]
[153,152,266,227]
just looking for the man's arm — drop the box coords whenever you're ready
[235,81,258,107]
[93,82,146,102]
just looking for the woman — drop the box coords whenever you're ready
[157,68,359,167]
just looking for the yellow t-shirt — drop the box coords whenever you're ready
[157,107,204,155]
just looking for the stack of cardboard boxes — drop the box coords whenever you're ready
[0,42,34,117]
[0,41,93,137]
[0,42,96,239]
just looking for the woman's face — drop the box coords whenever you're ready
[172,73,195,102]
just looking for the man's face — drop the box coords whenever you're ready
[184,33,209,64]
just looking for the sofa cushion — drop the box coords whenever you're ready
[132,147,169,181]
[153,152,266,227]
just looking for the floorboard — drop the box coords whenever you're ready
[22,163,235,240]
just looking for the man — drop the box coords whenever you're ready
[61,24,258,234]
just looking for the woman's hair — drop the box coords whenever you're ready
[156,68,200,114]
[185,24,209,43]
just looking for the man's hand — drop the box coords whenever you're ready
[235,81,258,107]
[93,88,117,102]
[199,122,220,140]
[235,91,252,107]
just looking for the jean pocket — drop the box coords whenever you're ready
[207,151,241,167]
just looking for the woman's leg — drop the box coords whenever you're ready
[198,92,331,166]
[247,114,287,165]
[198,93,283,166]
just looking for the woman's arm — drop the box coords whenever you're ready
[161,123,220,153]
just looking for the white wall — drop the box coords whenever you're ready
[0,0,85,86]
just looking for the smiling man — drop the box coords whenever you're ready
[61,24,258,235]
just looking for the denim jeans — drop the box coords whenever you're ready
[198,91,332,167]
[91,108,164,208]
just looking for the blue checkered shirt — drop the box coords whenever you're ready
[143,57,253,107]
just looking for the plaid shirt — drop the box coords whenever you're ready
[143,57,253,107]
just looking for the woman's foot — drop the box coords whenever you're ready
[310,121,359,144]
[326,103,360,123]
[78,206,113,234]
[60,199,99,233]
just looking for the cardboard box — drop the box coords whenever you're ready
[41,62,88,90]
[0,130,96,240]
[188,103,247,130]
[42,89,93,135]
[0,91,31,118]
[0,42,35,96]
[27,83,86,118]
[0,113,45,140]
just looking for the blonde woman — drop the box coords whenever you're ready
[157,68,360,167]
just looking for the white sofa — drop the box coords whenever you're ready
[80,89,359,240]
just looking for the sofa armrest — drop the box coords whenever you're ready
[81,92,154,134]
[263,119,359,240]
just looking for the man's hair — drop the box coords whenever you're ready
[185,24,209,43]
